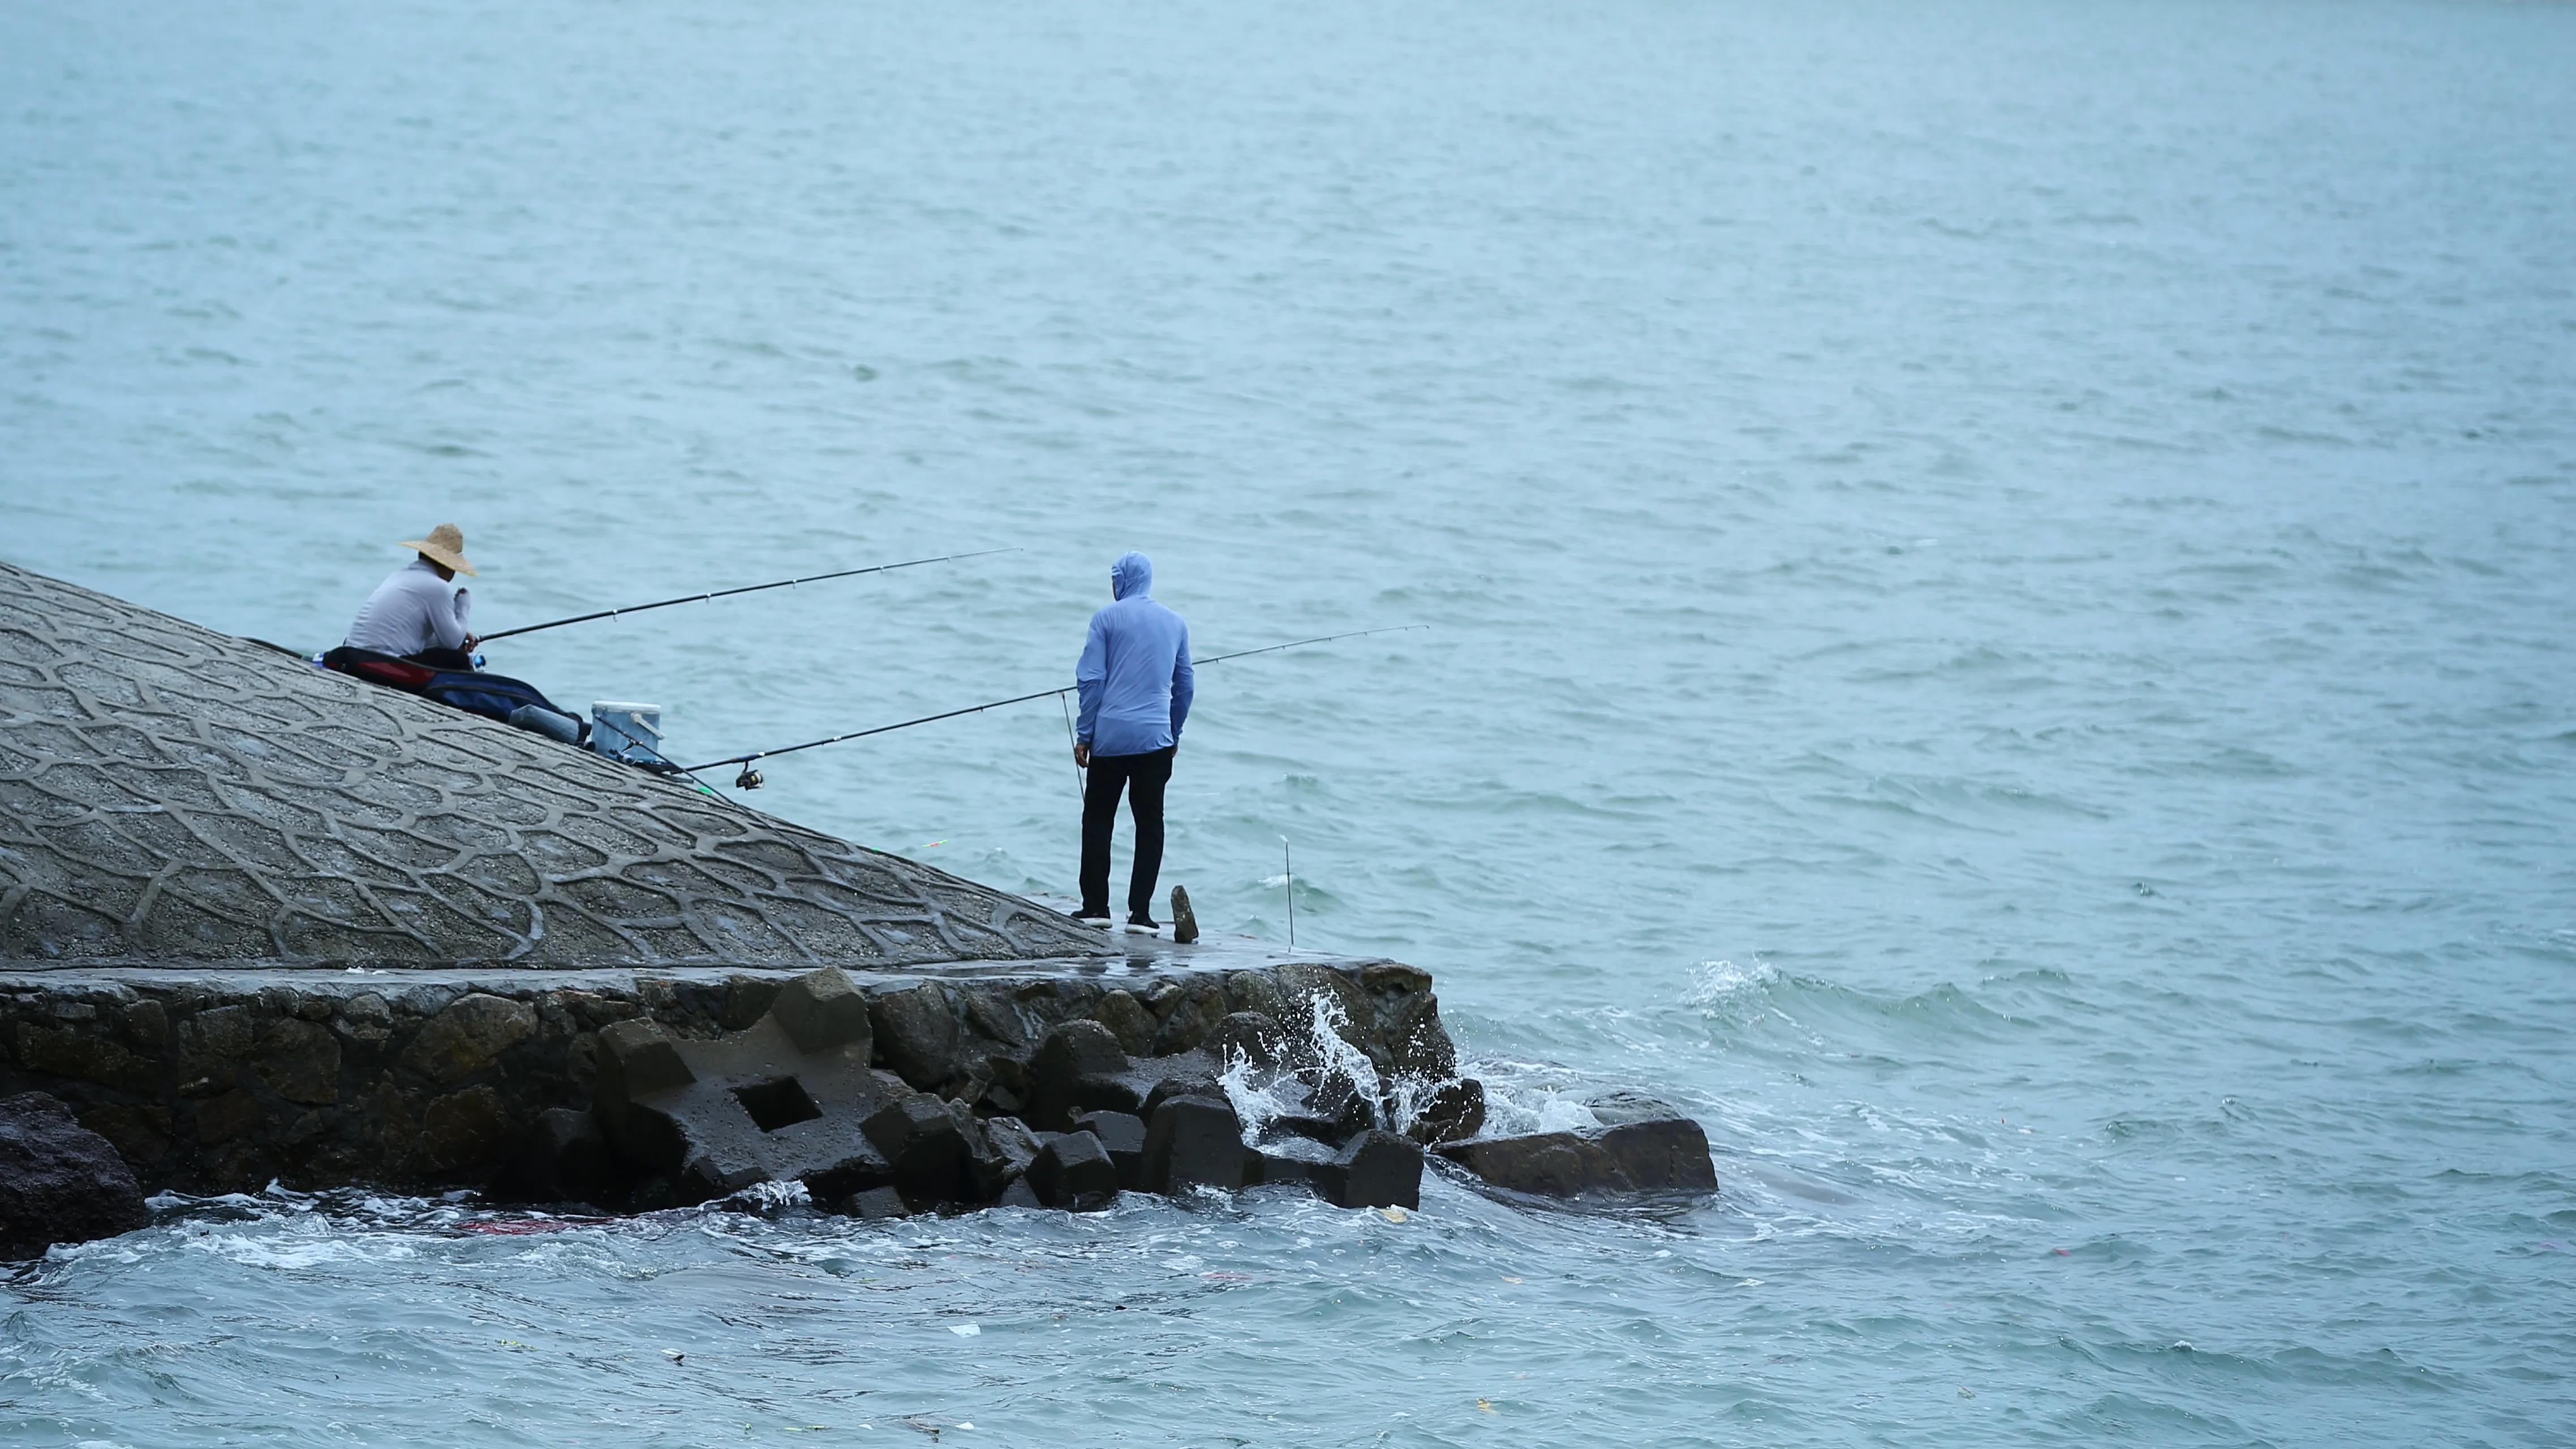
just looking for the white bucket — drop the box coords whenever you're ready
[591,701,664,763]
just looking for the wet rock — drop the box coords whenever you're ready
[122,998,169,1048]
[1150,983,1231,1056]
[14,1021,155,1093]
[869,984,960,1090]
[79,1103,171,1168]
[995,1177,1043,1210]
[1072,1109,1147,1189]
[770,968,871,1056]
[1246,1145,1321,1187]
[721,974,783,1031]
[1169,885,1198,944]
[1375,990,1458,1081]
[1311,1129,1423,1211]
[863,1095,970,1206]
[962,1111,1035,1198]
[1142,1074,1224,1121]
[1306,1067,1381,1140]
[1089,990,1155,1056]
[843,1185,910,1220]
[0,1092,149,1258]
[1211,1011,1286,1067]
[590,971,899,1206]
[334,992,393,1046]
[194,1088,264,1145]
[984,1116,1042,1180]
[178,1003,256,1087]
[401,994,536,1085]
[1027,1019,1135,1130]
[1438,1117,1717,1201]
[1029,1130,1119,1211]
[1141,1094,1246,1194]
[255,1017,342,1106]
[1362,962,1434,995]
[504,1107,620,1205]
[1585,1089,1692,1128]
[1404,1078,1486,1147]
[420,1086,509,1173]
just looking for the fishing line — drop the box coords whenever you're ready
[475,547,1018,643]
[683,624,1427,777]
[1058,691,1085,802]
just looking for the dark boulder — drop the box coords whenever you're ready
[1246,1149,1314,1187]
[1072,1110,1147,1189]
[1311,1129,1423,1211]
[862,1095,970,1207]
[1404,1078,1487,1147]
[841,1185,910,1220]
[961,1112,1038,1199]
[1141,1094,1246,1194]
[1141,1074,1225,1121]
[0,1091,150,1259]
[1027,1020,1135,1130]
[1306,1066,1381,1140]
[994,1177,1043,1210]
[1437,1116,1717,1201]
[869,984,962,1091]
[502,1107,622,1205]
[983,1116,1042,1182]
[1211,1011,1286,1067]
[1029,1130,1119,1211]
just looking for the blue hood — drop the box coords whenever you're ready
[1111,552,1152,600]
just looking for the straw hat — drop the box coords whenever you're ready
[396,523,478,577]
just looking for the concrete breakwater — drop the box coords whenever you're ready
[0,560,1709,1229]
[0,951,1468,1208]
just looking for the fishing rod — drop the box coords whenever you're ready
[686,624,1428,781]
[475,547,1018,643]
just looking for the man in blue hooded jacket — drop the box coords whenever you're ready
[1073,552,1194,928]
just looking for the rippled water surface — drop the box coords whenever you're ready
[6,0,2575,1443]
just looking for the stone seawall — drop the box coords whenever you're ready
[0,954,1457,1198]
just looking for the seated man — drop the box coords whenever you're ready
[346,523,479,667]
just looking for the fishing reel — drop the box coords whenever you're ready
[734,764,765,790]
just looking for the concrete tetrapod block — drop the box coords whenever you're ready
[1072,1110,1147,1189]
[1141,1094,1246,1195]
[1028,1130,1119,1211]
[862,1095,970,1208]
[1141,1076,1224,1122]
[980,1116,1043,1193]
[842,1185,910,1220]
[770,968,872,1056]
[1246,1145,1325,1188]
[591,997,900,1205]
[1310,1129,1424,1211]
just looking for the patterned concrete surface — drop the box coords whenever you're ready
[0,560,1106,969]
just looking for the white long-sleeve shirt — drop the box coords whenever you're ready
[345,560,472,655]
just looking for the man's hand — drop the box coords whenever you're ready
[463,634,480,651]
[1073,743,1090,769]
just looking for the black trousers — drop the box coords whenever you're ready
[405,647,476,670]
[1080,746,1175,917]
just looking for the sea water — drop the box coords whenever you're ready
[3,0,2572,1443]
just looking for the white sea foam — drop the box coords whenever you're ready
[1684,958,1778,1008]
